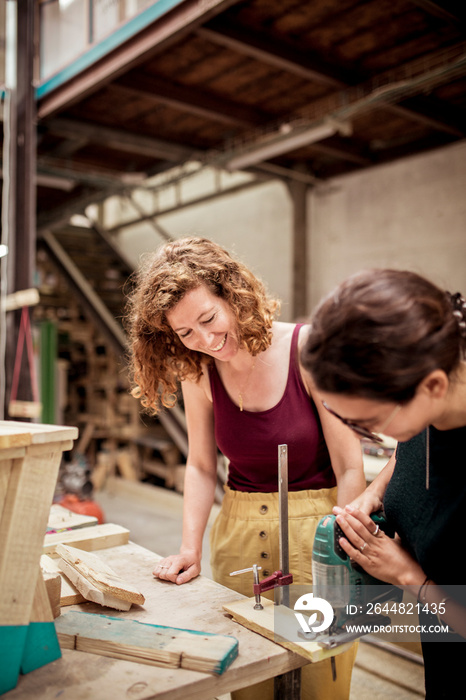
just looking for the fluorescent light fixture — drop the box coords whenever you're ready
[0,245,8,258]
[226,118,352,171]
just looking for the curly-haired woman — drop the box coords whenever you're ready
[301,268,466,699]
[126,236,365,700]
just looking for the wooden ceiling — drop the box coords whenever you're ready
[36,0,466,231]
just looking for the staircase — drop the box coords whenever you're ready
[36,223,189,488]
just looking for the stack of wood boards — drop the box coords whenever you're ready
[43,520,129,556]
[41,503,131,608]
[56,611,239,675]
[55,544,145,611]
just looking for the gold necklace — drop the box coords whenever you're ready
[238,356,257,412]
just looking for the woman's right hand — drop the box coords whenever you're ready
[153,550,201,585]
[334,452,397,517]
[152,374,217,587]
[333,488,383,517]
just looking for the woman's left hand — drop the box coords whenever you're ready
[334,505,424,587]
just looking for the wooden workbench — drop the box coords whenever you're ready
[4,541,308,699]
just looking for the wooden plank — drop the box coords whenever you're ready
[0,420,78,446]
[0,447,26,460]
[223,597,352,664]
[115,450,138,481]
[56,544,145,611]
[57,559,132,611]
[55,611,239,675]
[0,449,64,626]
[8,401,42,419]
[28,439,75,456]
[47,503,98,532]
[41,570,62,619]
[56,545,145,604]
[40,555,85,606]
[30,570,55,624]
[0,430,31,449]
[0,457,14,522]
[43,522,129,555]
[4,287,40,311]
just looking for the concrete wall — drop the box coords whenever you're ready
[112,140,466,321]
[308,140,466,309]
[113,176,295,319]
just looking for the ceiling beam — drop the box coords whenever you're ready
[368,131,458,167]
[198,20,465,140]
[393,95,466,137]
[43,117,195,161]
[42,136,89,160]
[37,0,243,119]
[305,139,373,166]
[38,156,146,188]
[408,1,466,24]
[197,23,348,88]
[114,72,269,127]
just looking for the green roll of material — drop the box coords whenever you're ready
[40,320,57,424]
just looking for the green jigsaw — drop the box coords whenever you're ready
[310,512,403,648]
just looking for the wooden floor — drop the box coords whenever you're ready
[94,477,425,700]
[351,641,424,699]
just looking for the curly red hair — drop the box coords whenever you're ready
[125,237,280,414]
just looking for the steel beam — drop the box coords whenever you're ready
[37,0,243,119]
[3,0,36,416]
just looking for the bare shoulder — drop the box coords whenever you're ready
[181,361,213,403]
[200,361,213,402]
[270,321,310,352]
[271,321,296,341]
[265,322,293,362]
[295,323,313,394]
[297,322,311,351]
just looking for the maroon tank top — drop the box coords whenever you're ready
[209,324,336,492]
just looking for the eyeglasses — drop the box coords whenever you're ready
[322,402,402,443]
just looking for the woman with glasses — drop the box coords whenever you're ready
[126,236,365,700]
[301,268,466,698]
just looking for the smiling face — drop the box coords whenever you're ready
[166,284,240,361]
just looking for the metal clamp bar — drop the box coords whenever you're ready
[278,444,290,607]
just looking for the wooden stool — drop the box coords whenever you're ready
[0,420,78,694]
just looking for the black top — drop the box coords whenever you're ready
[384,424,466,601]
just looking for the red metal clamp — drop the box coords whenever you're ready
[253,569,293,595]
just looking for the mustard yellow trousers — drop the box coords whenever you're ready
[210,485,357,700]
